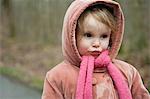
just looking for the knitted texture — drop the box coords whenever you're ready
[76,50,132,99]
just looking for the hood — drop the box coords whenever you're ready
[62,0,124,66]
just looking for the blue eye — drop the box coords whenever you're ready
[84,33,92,37]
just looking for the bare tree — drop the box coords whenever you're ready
[1,0,15,38]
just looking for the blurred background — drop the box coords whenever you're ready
[0,0,149,99]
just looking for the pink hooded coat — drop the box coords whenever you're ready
[42,0,150,99]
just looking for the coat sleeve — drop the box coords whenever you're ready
[41,72,64,99]
[131,68,150,99]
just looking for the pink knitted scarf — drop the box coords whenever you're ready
[76,50,132,99]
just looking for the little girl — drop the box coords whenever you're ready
[42,0,150,99]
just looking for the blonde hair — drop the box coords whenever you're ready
[77,5,117,35]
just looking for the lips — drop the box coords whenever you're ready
[90,51,101,56]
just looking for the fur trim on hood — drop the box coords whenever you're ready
[62,0,124,66]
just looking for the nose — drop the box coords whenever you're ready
[92,39,100,48]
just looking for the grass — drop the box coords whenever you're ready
[0,66,43,92]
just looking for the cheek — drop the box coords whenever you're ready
[78,39,88,50]
[101,39,110,49]
[77,39,91,54]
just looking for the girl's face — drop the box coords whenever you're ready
[76,14,111,58]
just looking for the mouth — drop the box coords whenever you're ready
[90,51,101,57]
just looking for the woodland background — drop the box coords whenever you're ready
[0,0,150,92]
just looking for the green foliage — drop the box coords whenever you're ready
[31,77,43,90]
[0,66,43,91]
[0,66,23,79]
